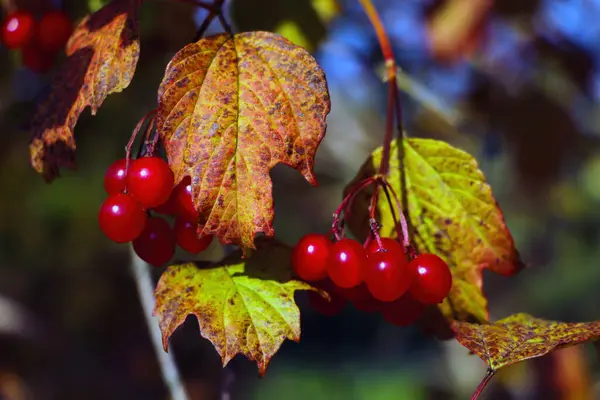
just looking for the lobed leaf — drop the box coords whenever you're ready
[29,0,140,181]
[453,313,600,371]
[153,237,320,375]
[156,31,330,250]
[344,138,522,323]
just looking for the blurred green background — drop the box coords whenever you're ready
[2,0,600,399]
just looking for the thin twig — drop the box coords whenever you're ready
[130,248,189,400]
[471,368,496,400]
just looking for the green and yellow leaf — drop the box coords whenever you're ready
[29,0,140,181]
[153,238,320,375]
[453,313,600,371]
[345,138,522,323]
[156,32,330,250]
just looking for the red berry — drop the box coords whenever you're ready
[98,193,147,243]
[173,176,199,220]
[327,238,365,289]
[1,11,35,49]
[408,254,452,304]
[36,11,73,53]
[173,217,213,253]
[21,44,55,73]
[291,233,330,281]
[133,217,176,266]
[126,156,175,208]
[381,294,426,327]
[364,241,411,302]
[104,158,128,195]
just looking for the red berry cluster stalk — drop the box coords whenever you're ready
[98,113,213,266]
[1,9,73,73]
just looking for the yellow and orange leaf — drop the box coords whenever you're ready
[453,313,600,371]
[345,138,522,323]
[156,31,330,250]
[153,238,320,375]
[29,0,140,181]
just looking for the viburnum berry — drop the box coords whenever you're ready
[407,253,452,304]
[364,238,410,302]
[133,217,176,266]
[291,233,330,282]
[98,193,147,243]
[103,158,128,195]
[380,294,426,327]
[126,156,175,208]
[173,217,213,254]
[327,238,365,289]
[36,11,73,53]
[173,176,199,220]
[1,11,35,49]
[21,44,55,73]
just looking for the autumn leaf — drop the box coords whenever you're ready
[153,237,320,375]
[452,313,600,371]
[156,31,330,250]
[29,0,140,181]
[344,138,522,323]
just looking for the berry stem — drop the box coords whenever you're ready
[358,0,396,177]
[471,368,496,400]
[125,109,158,171]
[378,179,410,248]
[332,176,378,240]
[392,83,412,239]
[130,247,189,400]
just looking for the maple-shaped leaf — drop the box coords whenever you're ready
[29,0,140,181]
[156,32,330,249]
[345,138,522,323]
[453,313,600,371]
[153,237,320,375]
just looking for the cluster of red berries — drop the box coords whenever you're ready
[292,234,452,326]
[1,10,72,73]
[99,156,213,266]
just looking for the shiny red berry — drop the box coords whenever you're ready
[21,44,55,73]
[327,238,365,289]
[381,294,426,327]
[173,217,213,254]
[173,176,199,220]
[126,156,175,208]
[37,11,73,53]
[364,240,410,302]
[98,193,147,243]
[291,233,331,282]
[103,158,128,195]
[133,217,175,266]
[1,11,35,49]
[408,253,452,304]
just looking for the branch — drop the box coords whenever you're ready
[471,368,496,400]
[130,248,189,400]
